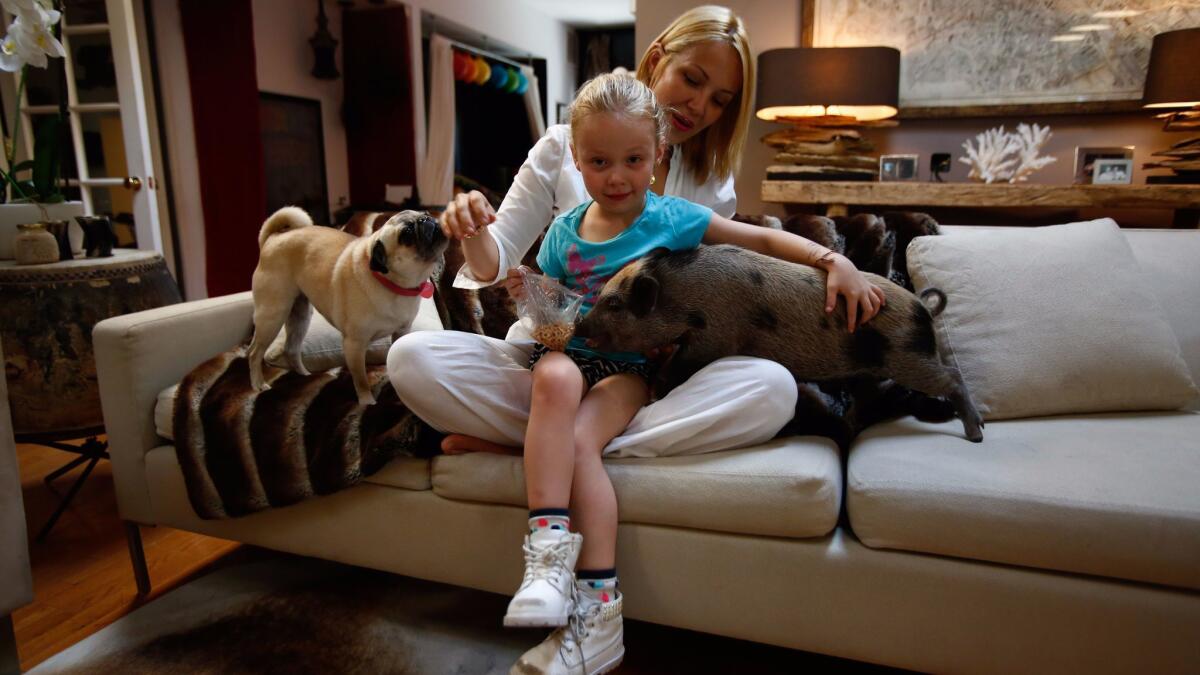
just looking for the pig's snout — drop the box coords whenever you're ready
[572,320,604,349]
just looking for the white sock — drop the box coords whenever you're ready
[576,572,618,604]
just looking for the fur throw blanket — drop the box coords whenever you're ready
[172,348,439,519]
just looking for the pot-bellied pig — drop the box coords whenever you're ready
[575,244,983,442]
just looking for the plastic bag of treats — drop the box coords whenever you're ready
[515,268,584,351]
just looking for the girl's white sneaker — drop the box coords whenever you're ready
[509,593,624,675]
[503,529,583,627]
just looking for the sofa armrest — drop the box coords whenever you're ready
[94,291,253,523]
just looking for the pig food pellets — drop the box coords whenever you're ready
[533,323,575,351]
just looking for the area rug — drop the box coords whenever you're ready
[30,553,901,674]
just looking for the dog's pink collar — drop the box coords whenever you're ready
[372,271,434,298]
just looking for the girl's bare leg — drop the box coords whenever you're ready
[524,352,586,509]
[570,373,649,569]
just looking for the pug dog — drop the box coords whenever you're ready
[248,206,448,405]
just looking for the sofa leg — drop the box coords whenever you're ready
[0,614,19,675]
[125,521,151,597]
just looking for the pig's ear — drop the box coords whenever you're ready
[629,274,659,317]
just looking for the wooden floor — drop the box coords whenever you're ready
[12,438,240,671]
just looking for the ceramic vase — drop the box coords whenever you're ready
[14,222,60,265]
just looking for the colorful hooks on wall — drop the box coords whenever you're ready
[452,49,527,94]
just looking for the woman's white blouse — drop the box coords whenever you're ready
[453,124,737,288]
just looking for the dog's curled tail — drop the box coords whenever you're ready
[919,288,947,317]
[259,206,312,249]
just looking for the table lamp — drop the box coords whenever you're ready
[1142,27,1200,184]
[756,46,900,181]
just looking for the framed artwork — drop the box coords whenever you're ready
[801,0,1200,118]
[1093,158,1134,184]
[259,92,330,224]
[1073,146,1134,184]
[879,154,919,182]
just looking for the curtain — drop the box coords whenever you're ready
[179,0,265,297]
[344,5,416,207]
[417,34,455,206]
[521,65,546,140]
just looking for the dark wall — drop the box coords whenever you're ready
[576,26,636,83]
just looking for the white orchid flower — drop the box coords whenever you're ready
[0,0,56,17]
[0,30,23,71]
[8,11,64,68]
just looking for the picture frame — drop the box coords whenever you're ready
[556,102,569,125]
[879,154,919,182]
[1073,146,1134,185]
[1092,158,1134,185]
[801,0,1200,118]
[259,92,330,224]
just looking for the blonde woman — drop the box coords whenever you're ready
[389,6,801,458]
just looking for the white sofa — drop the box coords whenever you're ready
[94,226,1200,674]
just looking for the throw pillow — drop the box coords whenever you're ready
[906,218,1198,420]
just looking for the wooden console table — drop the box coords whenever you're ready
[762,181,1200,227]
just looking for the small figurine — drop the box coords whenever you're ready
[76,215,117,257]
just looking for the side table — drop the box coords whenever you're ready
[0,249,181,539]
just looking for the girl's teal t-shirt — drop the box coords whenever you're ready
[535,191,712,362]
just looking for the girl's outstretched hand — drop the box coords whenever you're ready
[823,256,886,333]
[503,266,531,302]
[441,190,496,241]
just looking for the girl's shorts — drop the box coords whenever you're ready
[528,343,650,389]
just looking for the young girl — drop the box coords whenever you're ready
[504,73,884,675]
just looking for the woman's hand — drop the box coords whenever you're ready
[503,267,529,302]
[440,190,497,241]
[823,255,886,333]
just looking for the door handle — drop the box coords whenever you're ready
[59,176,147,191]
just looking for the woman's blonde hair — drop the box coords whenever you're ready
[635,5,754,184]
[569,72,669,149]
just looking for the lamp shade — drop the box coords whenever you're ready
[756,47,900,121]
[1143,27,1200,109]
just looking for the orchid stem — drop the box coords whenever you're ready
[4,68,27,203]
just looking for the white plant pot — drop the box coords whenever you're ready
[0,201,86,259]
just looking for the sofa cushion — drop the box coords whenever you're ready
[144,445,432,496]
[264,296,442,372]
[431,437,842,539]
[909,219,1198,420]
[847,412,1200,591]
[1124,228,1200,383]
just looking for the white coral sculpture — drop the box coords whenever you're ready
[959,123,1056,183]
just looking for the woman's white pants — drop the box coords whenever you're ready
[386,329,798,458]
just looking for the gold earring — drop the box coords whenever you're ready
[650,175,657,186]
